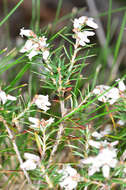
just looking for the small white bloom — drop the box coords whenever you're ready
[86,17,98,29]
[20,153,40,171]
[20,39,34,53]
[46,117,54,126]
[102,164,110,178]
[92,131,103,139]
[20,159,37,170]
[89,140,101,149]
[117,119,125,126]
[93,85,120,105]
[28,117,54,130]
[43,50,49,60]
[100,124,112,136]
[0,90,16,104]
[81,141,118,178]
[24,153,40,162]
[73,16,98,29]
[29,117,40,129]
[28,49,38,60]
[34,94,51,111]
[75,31,95,46]
[39,36,48,48]
[20,28,35,37]
[116,78,126,92]
[58,165,80,190]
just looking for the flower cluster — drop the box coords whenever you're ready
[0,89,16,104]
[58,165,80,190]
[72,16,98,46]
[19,28,49,60]
[81,140,118,178]
[20,153,40,170]
[93,78,126,104]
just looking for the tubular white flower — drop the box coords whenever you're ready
[20,153,40,171]
[81,141,118,178]
[93,85,120,105]
[20,39,34,53]
[28,117,54,130]
[20,159,37,170]
[102,165,110,178]
[58,165,80,190]
[89,140,101,149]
[20,28,35,37]
[0,90,16,104]
[28,117,40,129]
[73,16,98,30]
[92,131,103,139]
[116,78,126,92]
[24,153,40,162]
[46,117,54,126]
[34,94,51,111]
[28,49,39,60]
[75,31,95,46]
[86,17,98,29]
[43,50,49,61]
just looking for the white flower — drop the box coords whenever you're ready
[34,94,51,111]
[117,119,125,126]
[89,140,101,149]
[29,117,40,129]
[58,165,80,190]
[75,31,95,46]
[20,159,37,170]
[93,85,120,105]
[24,153,40,162]
[28,117,54,129]
[100,124,112,136]
[102,165,110,178]
[43,50,49,60]
[81,141,118,178]
[20,39,34,53]
[73,16,98,29]
[116,78,126,92]
[0,90,16,104]
[20,153,40,171]
[20,28,35,37]
[86,17,98,29]
[27,49,39,60]
[39,36,48,48]
[92,125,112,139]
[92,131,103,139]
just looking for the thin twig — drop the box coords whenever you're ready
[0,116,31,184]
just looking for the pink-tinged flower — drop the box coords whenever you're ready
[34,94,51,111]
[58,165,80,190]
[0,90,16,104]
[20,153,40,171]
